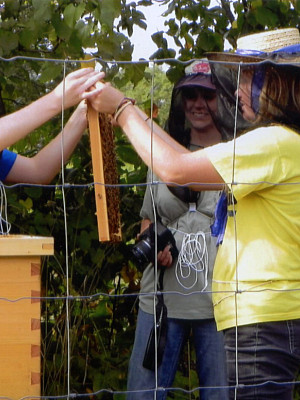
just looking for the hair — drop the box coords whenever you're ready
[256,63,300,128]
[166,88,190,147]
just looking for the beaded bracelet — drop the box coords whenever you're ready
[113,97,135,122]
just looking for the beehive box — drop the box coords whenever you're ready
[0,235,54,399]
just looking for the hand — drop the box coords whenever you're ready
[87,80,124,115]
[53,68,105,109]
[157,245,173,268]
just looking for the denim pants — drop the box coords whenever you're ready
[126,308,228,400]
[224,319,300,400]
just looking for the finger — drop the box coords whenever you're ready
[69,71,104,91]
[82,86,103,99]
[95,80,106,90]
[82,79,108,99]
[161,245,171,257]
[78,100,87,110]
[84,72,105,89]
[67,68,94,78]
[158,249,172,267]
[157,251,164,263]
[160,256,172,267]
[157,251,169,266]
[162,246,173,267]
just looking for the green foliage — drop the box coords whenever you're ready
[1,0,300,398]
[121,66,174,125]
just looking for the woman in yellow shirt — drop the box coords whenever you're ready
[89,30,300,400]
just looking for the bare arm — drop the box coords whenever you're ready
[0,68,103,151]
[134,107,189,154]
[5,101,87,184]
[140,218,151,234]
[89,83,224,191]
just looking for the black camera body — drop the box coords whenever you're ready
[132,221,178,270]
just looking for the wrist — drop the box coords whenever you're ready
[113,97,136,123]
[68,110,87,130]
[46,90,64,115]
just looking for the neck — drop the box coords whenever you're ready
[190,127,222,148]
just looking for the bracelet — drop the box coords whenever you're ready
[113,97,135,122]
[113,100,134,122]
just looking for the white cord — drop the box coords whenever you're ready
[175,230,209,290]
[0,181,11,235]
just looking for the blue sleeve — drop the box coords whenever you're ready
[0,149,17,181]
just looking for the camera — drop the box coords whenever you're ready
[132,221,178,270]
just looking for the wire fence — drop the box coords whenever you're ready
[0,55,300,400]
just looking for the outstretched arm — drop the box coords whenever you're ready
[89,82,224,190]
[0,68,103,151]
[5,101,87,184]
[134,107,189,154]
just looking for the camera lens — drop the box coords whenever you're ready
[132,239,152,267]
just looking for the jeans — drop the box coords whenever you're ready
[225,319,300,400]
[126,308,228,400]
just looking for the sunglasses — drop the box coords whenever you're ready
[181,87,216,101]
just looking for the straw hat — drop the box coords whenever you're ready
[206,28,300,65]
[237,28,300,53]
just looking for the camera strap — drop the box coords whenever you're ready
[155,266,168,367]
[142,266,168,371]
[156,266,167,343]
[156,265,167,322]
[158,265,165,292]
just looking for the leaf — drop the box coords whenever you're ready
[39,63,63,84]
[151,31,165,48]
[64,3,86,28]
[0,30,18,54]
[32,0,51,22]
[19,29,36,49]
[66,31,83,55]
[295,0,300,11]
[19,197,33,211]
[100,0,122,30]
[255,7,279,26]
[123,63,147,86]
[52,13,73,41]
[138,0,153,5]
[24,186,43,199]
[166,18,179,36]
[181,4,200,21]
[89,301,110,319]
[78,230,92,251]
[166,66,183,84]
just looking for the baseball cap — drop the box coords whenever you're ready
[175,59,216,90]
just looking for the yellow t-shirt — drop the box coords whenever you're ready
[204,125,300,331]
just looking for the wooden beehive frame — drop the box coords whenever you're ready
[81,59,122,242]
[86,102,122,242]
[87,105,111,240]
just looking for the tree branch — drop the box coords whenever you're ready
[220,0,235,24]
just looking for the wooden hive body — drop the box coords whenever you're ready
[0,235,54,399]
